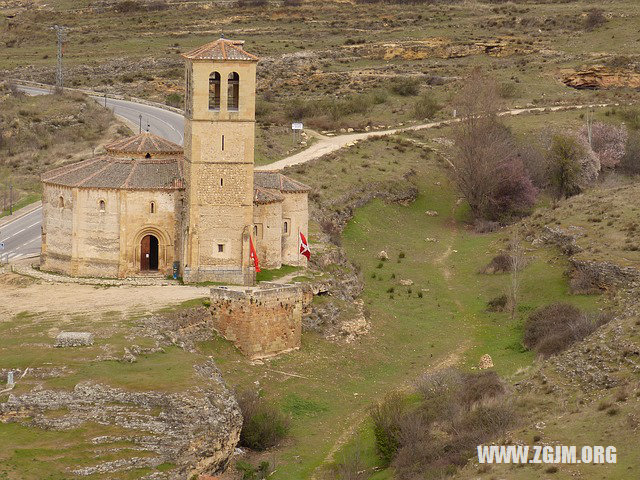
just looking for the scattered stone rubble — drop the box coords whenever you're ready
[55,331,94,347]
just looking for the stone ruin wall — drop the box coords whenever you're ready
[210,283,312,359]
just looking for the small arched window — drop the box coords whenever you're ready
[228,72,239,111]
[209,72,221,110]
[254,225,258,238]
[284,221,288,234]
[99,200,105,212]
[150,202,155,214]
[145,153,151,159]
[58,196,64,208]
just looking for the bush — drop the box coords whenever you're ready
[389,77,420,97]
[619,131,640,175]
[165,93,182,108]
[371,392,409,466]
[523,303,609,357]
[413,92,441,119]
[584,8,607,31]
[487,294,508,312]
[569,268,602,295]
[386,369,514,480]
[237,390,290,451]
[481,253,511,274]
[545,133,599,199]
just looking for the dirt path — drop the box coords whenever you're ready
[0,273,209,317]
[256,102,617,172]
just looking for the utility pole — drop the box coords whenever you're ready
[9,184,12,215]
[139,114,142,134]
[51,25,66,93]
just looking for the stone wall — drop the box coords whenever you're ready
[281,191,308,266]
[210,283,306,358]
[41,184,180,278]
[253,201,283,269]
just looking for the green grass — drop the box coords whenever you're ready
[0,193,40,219]
[256,264,301,282]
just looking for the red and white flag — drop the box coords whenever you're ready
[299,232,311,260]
[249,236,261,272]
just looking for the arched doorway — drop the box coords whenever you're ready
[140,234,159,271]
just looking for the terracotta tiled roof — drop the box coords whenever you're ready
[253,186,284,205]
[42,155,184,191]
[105,132,183,156]
[182,38,259,61]
[254,171,311,193]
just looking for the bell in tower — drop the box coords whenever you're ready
[180,37,259,285]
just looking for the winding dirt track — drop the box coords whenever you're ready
[257,102,617,171]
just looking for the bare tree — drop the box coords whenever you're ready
[450,70,536,221]
[508,230,525,320]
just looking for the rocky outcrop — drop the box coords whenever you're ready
[0,360,242,479]
[561,66,640,90]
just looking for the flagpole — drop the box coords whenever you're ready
[297,227,300,266]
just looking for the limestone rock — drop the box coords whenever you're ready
[0,359,241,479]
[377,250,389,260]
[55,332,94,348]
[478,354,494,370]
[425,210,439,216]
[561,66,640,90]
[399,279,414,286]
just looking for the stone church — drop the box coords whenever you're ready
[41,38,310,285]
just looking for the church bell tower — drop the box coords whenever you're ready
[181,37,258,284]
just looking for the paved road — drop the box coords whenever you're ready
[2,87,618,263]
[0,206,42,263]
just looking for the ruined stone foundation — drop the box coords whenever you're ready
[210,283,307,359]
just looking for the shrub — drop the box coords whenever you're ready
[523,303,609,357]
[545,134,599,199]
[569,268,602,295]
[371,392,409,466]
[389,77,420,97]
[481,253,511,274]
[487,294,508,312]
[413,92,441,119]
[619,131,640,175]
[584,8,607,31]
[498,81,518,99]
[237,390,290,451]
[236,460,273,480]
[388,369,514,479]
[580,121,627,168]
[165,93,182,108]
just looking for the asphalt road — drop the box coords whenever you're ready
[2,87,185,263]
[0,207,42,263]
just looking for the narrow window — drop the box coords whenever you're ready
[58,196,64,208]
[150,202,155,214]
[221,134,224,151]
[217,244,224,253]
[145,153,151,159]
[284,221,288,234]
[99,200,105,211]
[253,225,258,238]
[220,178,223,187]
[228,72,239,110]
[209,72,221,110]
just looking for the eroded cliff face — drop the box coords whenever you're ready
[0,360,242,479]
[561,66,640,90]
